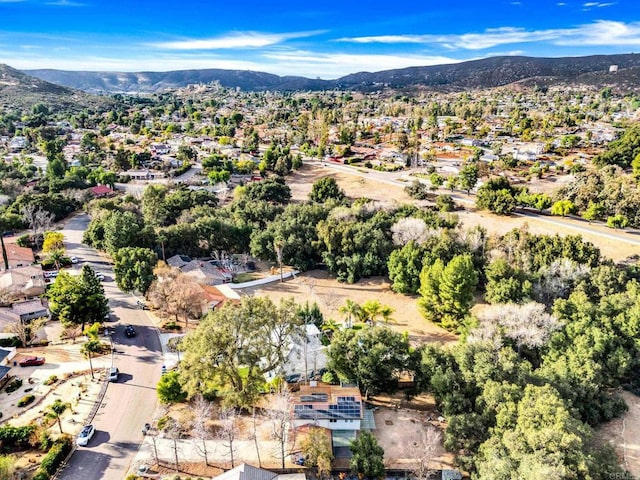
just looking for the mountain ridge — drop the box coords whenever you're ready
[16,53,640,94]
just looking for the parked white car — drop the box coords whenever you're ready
[76,424,96,446]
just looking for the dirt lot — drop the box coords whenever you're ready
[287,164,414,204]
[597,391,640,478]
[288,163,639,262]
[246,269,457,345]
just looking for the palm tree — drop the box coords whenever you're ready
[380,305,396,325]
[361,300,383,326]
[81,338,102,379]
[339,299,361,329]
[48,248,65,271]
[47,399,70,433]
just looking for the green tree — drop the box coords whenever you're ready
[484,259,532,304]
[387,241,424,294]
[309,177,346,203]
[47,266,109,331]
[240,177,291,204]
[581,201,604,223]
[607,214,629,229]
[46,399,70,433]
[327,327,411,398]
[458,163,479,194]
[338,299,361,328]
[103,210,145,256]
[429,172,444,191]
[157,370,188,404]
[350,431,385,480]
[550,199,576,217]
[81,338,102,380]
[419,254,478,331]
[113,247,158,294]
[178,296,302,408]
[300,427,334,476]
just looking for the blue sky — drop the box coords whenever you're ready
[1,0,640,78]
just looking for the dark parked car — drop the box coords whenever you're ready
[19,356,45,367]
[124,325,136,338]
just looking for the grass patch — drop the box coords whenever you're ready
[233,272,262,283]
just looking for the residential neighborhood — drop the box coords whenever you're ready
[1,51,640,480]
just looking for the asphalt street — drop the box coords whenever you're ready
[56,213,163,480]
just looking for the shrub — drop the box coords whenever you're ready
[6,378,23,393]
[163,322,182,331]
[436,194,456,212]
[17,394,35,407]
[39,430,52,451]
[0,425,36,451]
[15,233,31,248]
[31,471,50,480]
[0,336,21,348]
[44,375,58,386]
[38,436,72,476]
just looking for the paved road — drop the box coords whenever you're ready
[57,214,163,480]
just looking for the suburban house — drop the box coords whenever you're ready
[213,463,305,480]
[291,382,372,457]
[10,299,50,323]
[264,324,327,383]
[166,255,233,285]
[198,284,241,312]
[150,143,171,155]
[0,243,36,270]
[0,266,46,298]
[0,346,17,386]
[90,185,114,198]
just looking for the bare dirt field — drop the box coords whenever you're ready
[289,163,639,262]
[287,164,414,204]
[245,269,457,345]
[597,391,640,478]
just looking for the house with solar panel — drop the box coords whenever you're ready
[291,382,375,458]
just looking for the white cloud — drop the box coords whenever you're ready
[582,1,616,6]
[149,31,323,50]
[260,50,462,77]
[45,0,85,5]
[338,20,640,50]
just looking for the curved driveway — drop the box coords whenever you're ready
[57,214,163,480]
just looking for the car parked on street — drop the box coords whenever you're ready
[76,424,96,446]
[124,325,136,338]
[19,356,45,367]
[70,256,79,264]
[107,367,119,382]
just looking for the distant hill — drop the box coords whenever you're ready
[24,68,332,94]
[21,53,640,94]
[335,53,640,91]
[0,64,109,112]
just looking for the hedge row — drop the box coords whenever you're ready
[33,436,72,479]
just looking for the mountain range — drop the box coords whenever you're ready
[23,53,640,94]
[0,53,637,104]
